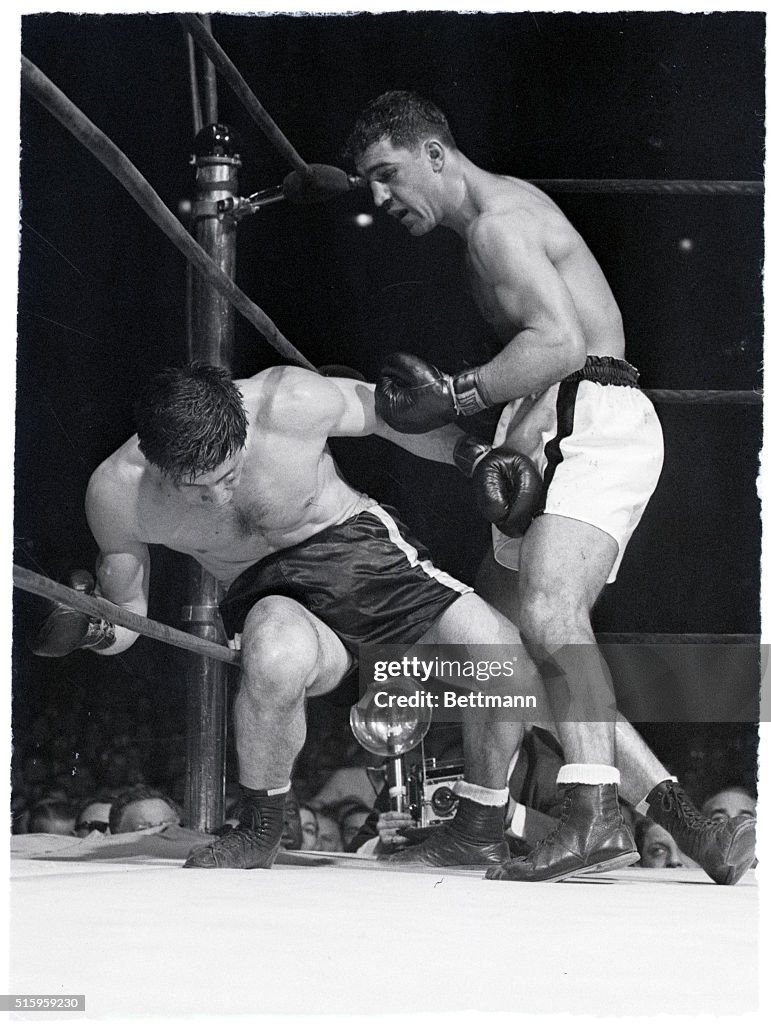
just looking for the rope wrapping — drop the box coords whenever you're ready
[178,13,312,179]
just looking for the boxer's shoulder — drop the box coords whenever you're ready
[243,366,346,438]
[85,439,145,537]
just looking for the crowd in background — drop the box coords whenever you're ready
[11,669,758,871]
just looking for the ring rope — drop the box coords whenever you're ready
[14,564,754,661]
[20,56,315,373]
[528,179,762,196]
[20,62,761,408]
[178,13,312,180]
[198,14,219,125]
[595,632,758,644]
[13,565,241,667]
[185,29,203,137]
[643,389,761,406]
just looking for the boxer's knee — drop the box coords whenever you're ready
[518,584,589,648]
[240,596,321,699]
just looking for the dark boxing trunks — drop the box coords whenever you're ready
[219,504,472,702]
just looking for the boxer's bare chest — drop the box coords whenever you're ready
[465,259,521,341]
[139,441,343,571]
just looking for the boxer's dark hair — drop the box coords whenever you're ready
[134,362,247,483]
[344,90,456,162]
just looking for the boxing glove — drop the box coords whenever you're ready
[376,352,492,434]
[29,570,116,657]
[454,435,543,538]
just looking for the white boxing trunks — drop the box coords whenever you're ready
[492,356,664,583]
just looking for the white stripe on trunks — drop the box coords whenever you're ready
[366,506,471,596]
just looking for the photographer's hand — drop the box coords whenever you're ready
[376,810,416,850]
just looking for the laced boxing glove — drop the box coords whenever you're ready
[376,352,492,434]
[29,570,116,657]
[454,434,544,538]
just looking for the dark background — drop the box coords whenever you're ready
[12,12,764,799]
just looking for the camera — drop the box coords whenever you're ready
[407,758,465,827]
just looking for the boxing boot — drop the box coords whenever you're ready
[184,790,285,869]
[645,779,755,885]
[386,797,509,867]
[392,821,533,858]
[486,766,638,882]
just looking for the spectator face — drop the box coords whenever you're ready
[315,813,343,852]
[702,788,756,823]
[639,823,683,868]
[300,806,319,850]
[281,791,302,849]
[28,805,77,836]
[114,798,180,834]
[340,809,369,849]
[74,801,112,837]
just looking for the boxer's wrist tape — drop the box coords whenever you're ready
[453,434,491,478]
[82,618,117,651]
[450,368,493,416]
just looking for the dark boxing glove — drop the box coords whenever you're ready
[376,352,492,434]
[29,570,116,657]
[454,435,544,538]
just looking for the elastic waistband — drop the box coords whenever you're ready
[563,355,640,388]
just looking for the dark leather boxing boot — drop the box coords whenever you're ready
[184,790,285,869]
[386,797,509,867]
[486,765,638,882]
[645,779,755,885]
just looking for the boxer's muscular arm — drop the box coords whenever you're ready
[467,215,587,403]
[327,375,466,464]
[268,366,542,536]
[85,468,150,655]
[265,365,464,464]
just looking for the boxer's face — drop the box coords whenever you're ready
[356,136,441,236]
[177,450,246,507]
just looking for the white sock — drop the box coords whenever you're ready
[454,780,509,806]
[506,800,527,838]
[556,763,620,786]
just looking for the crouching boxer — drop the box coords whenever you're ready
[31,360,546,871]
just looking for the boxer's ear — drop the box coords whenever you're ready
[425,140,445,171]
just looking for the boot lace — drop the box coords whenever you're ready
[533,794,573,850]
[660,785,710,832]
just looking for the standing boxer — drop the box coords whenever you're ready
[346,91,754,883]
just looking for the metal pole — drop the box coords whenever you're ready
[183,122,241,833]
